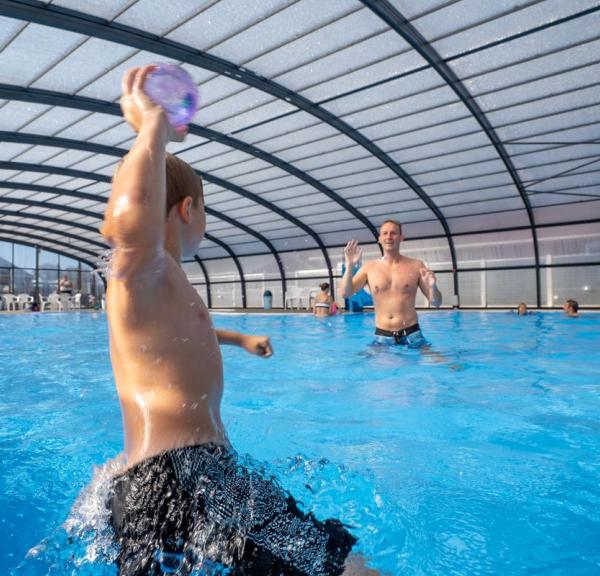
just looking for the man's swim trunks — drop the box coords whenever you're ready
[109,443,356,575]
[374,323,427,347]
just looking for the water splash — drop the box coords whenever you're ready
[11,456,125,575]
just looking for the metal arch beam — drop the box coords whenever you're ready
[0,227,98,259]
[0,179,288,303]
[0,3,459,266]
[361,0,542,307]
[206,210,286,305]
[195,170,334,298]
[0,164,288,299]
[193,255,212,308]
[204,234,247,308]
[0,218,105,251]
[0,208,100,234]
[0,137,335,298]
[0,198,244,284]
[0,160,110,181]
[0,196,104,220]
[0,83,379,241]
[0,234,96,269]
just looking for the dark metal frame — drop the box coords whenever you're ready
[0,217,107,249]
[0,135,335,297]
[193,255,212,308]
[362,0,541,306]
[0,1,598,308]
[0,83,379,240]
[0,1,458,293]
[205,235,246,308]
[0,235,96,269]
[0,228,97,258]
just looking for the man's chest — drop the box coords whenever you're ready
[368,264,419,295]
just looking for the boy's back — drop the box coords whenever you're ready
[107,251,225,467]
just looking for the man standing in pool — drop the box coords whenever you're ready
[102,65,376,576]
[341,220,442,346]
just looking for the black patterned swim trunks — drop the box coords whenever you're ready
[109,444,357,575]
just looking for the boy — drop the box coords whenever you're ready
[102,66,374,575]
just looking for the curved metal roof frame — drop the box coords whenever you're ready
[0,227,98,259]
[0,161,288,298]
[0,234,96,269]
[0,207,100,234]
[0,195,241,287]
[0,2,597,309]
[0,182,261,285]
[0,0,458,278]
[0,135,336,295]
[193,255,212,308]
[0,82,379,240]
[207,234,247,308]
[0,217,106,249]
[361,0,541,306]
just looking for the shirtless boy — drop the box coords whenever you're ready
[341,220,442,346]
[102,65,376,576]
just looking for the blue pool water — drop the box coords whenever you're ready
[1,311,599,575]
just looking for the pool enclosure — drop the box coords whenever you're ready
[0,0,598,309]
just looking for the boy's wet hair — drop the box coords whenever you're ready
[165,154,204,216]
[380,219,402,233]
[112,153,204,217]
[566,299,579,312]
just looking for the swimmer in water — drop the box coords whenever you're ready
[517,303,528,316]
[102,65,377,576]
[341,220,441,347]
[563,299,579,317]
[313,282,334,317]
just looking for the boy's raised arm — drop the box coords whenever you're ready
[101,66,182,268]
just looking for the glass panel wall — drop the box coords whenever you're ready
[0,241,103,310]
[191,221,600,309]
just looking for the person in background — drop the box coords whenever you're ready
[58,275,74,295]
[313,282,335,317]
[517,303,528,316]
[563,299,579,317]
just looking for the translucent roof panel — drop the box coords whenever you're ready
[0,0,598,305]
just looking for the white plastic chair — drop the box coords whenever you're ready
[40,295,51,312]
[1,294,19,311]
[284,286,311,310]
[47,293,65,311]
[17,294,34,311]
[59,294,71,311]
[308,289,320,309]
[73,293,82,309]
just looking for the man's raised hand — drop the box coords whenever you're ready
[344,239,363,267]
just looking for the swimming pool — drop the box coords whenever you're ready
[1,311,599,575]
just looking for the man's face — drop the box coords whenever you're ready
[379,223,403,250]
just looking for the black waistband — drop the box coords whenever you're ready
[375,323,420,341]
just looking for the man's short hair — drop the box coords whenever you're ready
[165,153,204,216]
[380,219,402,233]
[566,299,579,312]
